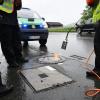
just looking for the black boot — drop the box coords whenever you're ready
[8,61,20,68]
[0,72,13,97]
[16,57,28,64]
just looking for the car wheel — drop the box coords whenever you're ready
[77,28,82,35]
[88,31,91,34]
[39,39,47,46]
[23,41,28,47]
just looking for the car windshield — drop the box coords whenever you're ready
[76,18,93,25]
[85,18,92,24]
[77,19,85,25]
[17,8,41,19]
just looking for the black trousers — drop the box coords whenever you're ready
[0,24,22,64]
[0,72,2,86]
[94,20,100,70]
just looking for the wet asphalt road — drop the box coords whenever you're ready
[0,32,100,100]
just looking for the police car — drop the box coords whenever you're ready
[17,8,49,46]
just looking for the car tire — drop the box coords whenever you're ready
[39,39,47,46]
[88,31,91,34]
[77,28,82,35]
[23,41,28,47]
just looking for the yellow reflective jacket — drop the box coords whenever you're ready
[93,3,100,23]
[0,0,14,13]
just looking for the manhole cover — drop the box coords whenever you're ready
[38,53,66,64]
[19,66,73,92]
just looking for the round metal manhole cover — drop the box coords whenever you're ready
[38,53,66,64]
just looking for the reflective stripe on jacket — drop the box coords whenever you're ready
[0,0,14,13]
[0,0,22,25]
[93,3,100,23]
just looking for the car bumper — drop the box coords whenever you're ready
[81,29,95,32]
[19,28,49,41]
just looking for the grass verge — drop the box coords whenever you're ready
[48,26,76,32]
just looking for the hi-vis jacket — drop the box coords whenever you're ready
[93,2,100,23]
[0,0,14,13]
[0,0,22,25]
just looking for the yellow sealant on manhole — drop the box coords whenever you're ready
[38,53,66,64]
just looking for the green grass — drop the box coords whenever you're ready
[48,27,76,32]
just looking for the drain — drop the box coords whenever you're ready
[38,53,66,64]
[70,55,86,60]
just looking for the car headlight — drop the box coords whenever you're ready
[19,24,28,29]
[35,22,48,29]
[20,23,32,29]
[22,24,28,28]
[43,22,48,28]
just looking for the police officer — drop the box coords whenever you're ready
[0,0,28,68]
[86,0,100,76]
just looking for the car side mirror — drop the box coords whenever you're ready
[75,23,78,26]
[42,17,45,21]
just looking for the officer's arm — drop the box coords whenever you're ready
[15,0,22,10]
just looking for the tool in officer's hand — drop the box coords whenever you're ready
[85,88,100,97]
[61,27,73,50]
[61,18,81,50]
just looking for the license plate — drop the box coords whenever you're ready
[32,25,35,28]
[29,36,40,39]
